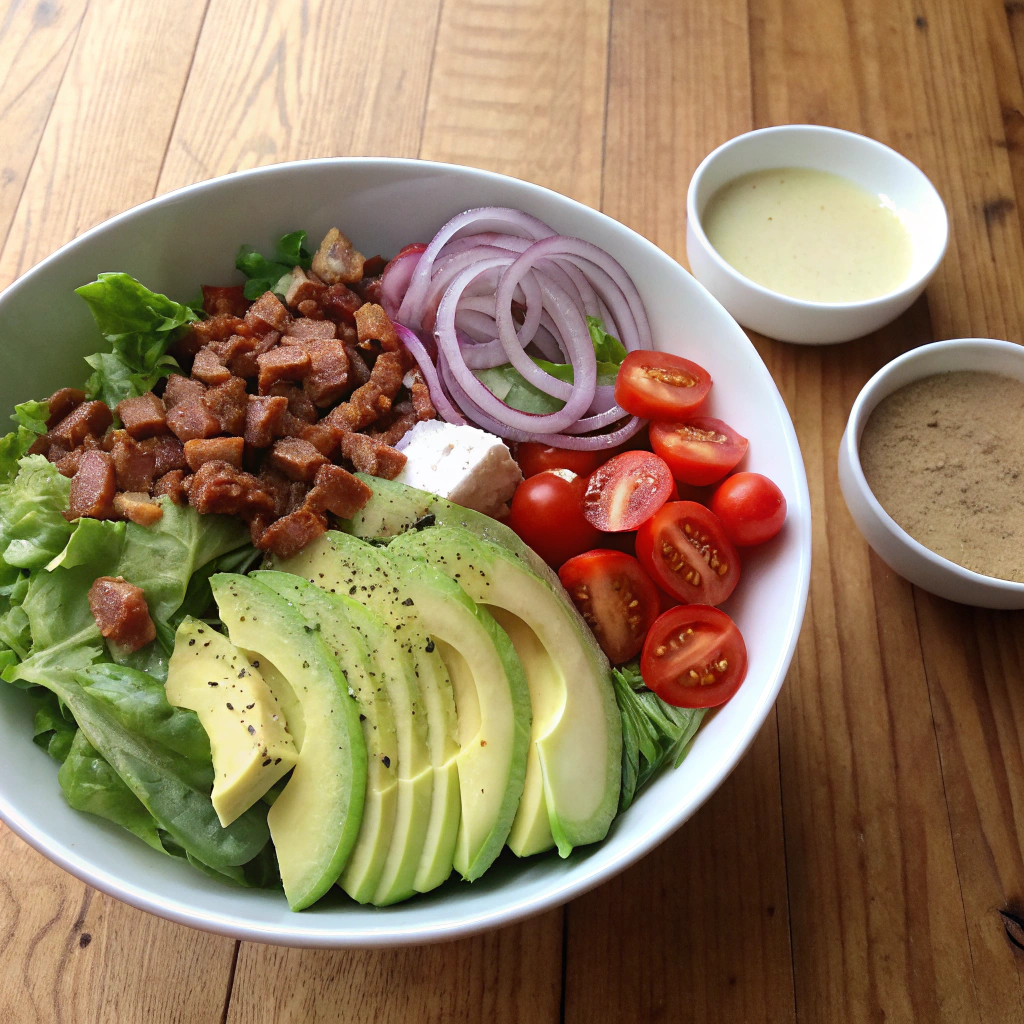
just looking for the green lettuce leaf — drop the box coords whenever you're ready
[587,315,628,364]
[236,229,312,300]
[0,399,49,485]
[613,661,705,811]
[32,689,77,762]
[75,273,199,409]
[0,455,73,571]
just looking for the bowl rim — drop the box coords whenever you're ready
[841,336,1024,596]
[686,124,950,312]
[0,155,813,946]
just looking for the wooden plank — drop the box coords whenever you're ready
[158,0,443,195]
[226,912,563,1024]
[419,0,609,206]
[564,4,797,1023]
[0,0,208,287]
[0,0,87,251]
[0,827,236,1024]
[749,0,1024,1019]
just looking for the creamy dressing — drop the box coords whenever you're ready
[702,167,913,302]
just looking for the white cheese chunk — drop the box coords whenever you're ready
[395,419,523,517]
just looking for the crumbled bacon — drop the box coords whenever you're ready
[245,395,288,448]
[141,435,187,476]
[88,576,156,652]
[46,388,86,429]
[113,491,164,527]
[202,285,249,318]
[284,317,336,340]
[50,401,113,450]
[67,450,117,519]
[203,376,249,435]
[325,351,403,432]
[267,437,328,483]
[372,409,418,448]
[354,303,400,352]
[152,469,189,505]
[185,436,245,471]
[187,460,274,518]
[245,291,291,334]
[339,431,407,480]
[110,431,157,492]
[257,346,311,393]
[269,383,317,423]
[407,368,436,421]
[116,392,168,440]
[167,398,221,442]
[283,268,326,309]
[299,339,349,407]
[191,346,232,386]
[254,507,328,559]
[306,463,373,518]
[311,228,365,285]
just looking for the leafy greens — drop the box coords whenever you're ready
[75,272,199,410]
[235,230,313,300]
[613,660,705,811]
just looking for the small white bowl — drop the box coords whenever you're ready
[838,338,1024,609]
[686,125,948,345]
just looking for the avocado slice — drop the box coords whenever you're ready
[165,616,298,827]
[387,549,532,880]
[340,473,561,589]
[388,526,621,857]
[274,533,461,897]
[252,571,399,904]
[210,573,367,910]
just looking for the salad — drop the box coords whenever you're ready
[0,210,786,910]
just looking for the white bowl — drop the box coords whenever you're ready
[839,338,1024,608]
[686,125,948,345]
[0,158,811,946]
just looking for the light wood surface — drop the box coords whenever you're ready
[1,1,1023,1021]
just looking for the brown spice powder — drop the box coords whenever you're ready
[859,370,1024,583]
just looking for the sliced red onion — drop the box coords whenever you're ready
[380,250,420,319]
[394,323,466,425]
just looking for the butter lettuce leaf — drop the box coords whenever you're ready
[0,455,73,572]
[236,229,312,300]
[76,272,199,409]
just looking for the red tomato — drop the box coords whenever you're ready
[202,285,249,317]
[710,473,787,547]
[559,550,660,664]
[582,451,675,533]
[641,605,748,708]
[650,416,748,486]
[395,242,428,259]
[636,501,741,606]
[614,351,712,420]
[509,470,601,568]
[515,442,606,479]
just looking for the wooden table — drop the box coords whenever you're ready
[1,0,1023,1020]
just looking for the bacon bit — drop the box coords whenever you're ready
[113,491,164,527]
[354,303,400,352]
[152,469,189,505]
[267,437,328,483]
[191,347,232,386]
[245,291,291,334]
[339,431,407,480]
[116,392,168,440]
[306,463,373,518]
[45,388,86,429]
[311,228,365,285]
[257,346,311,393]
[202,285,249,318]
[88,576,156,652]
[254,507,328,559]
[244,395,289,448]
[185,436,245,471]
[49,401,113,450]
[66,450,117,520]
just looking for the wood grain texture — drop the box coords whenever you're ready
[0,0,86,252]
[225,912,563,1024]
[0,0,208,287]
[0,827,236,1024]
[158,0,443,195]
[419,0,609,206]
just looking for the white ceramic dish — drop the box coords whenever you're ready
[0,158,811,947]
[839,338,1024,609]
[686,125,948,345]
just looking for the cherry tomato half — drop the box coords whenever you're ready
[559,550,660,664]
[582,451,675,533]
[636,501,741,606]
[509,469,601,568]
[395,242,428,259]
[515,442,607,479]
[614,350,712,421]
[710,472,787,547]
[641,605,747,708]
[650,416,748,486]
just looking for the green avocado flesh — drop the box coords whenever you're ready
[251,572,400,905]
[165,617,297,828]
[386,550,532,881]
[210,574,367,911]
[274,534,461,900]
[388,525,621,857]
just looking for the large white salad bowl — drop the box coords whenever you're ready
[0,159,811,947]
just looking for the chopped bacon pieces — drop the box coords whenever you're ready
[257,346,311,393]
[267,437,328,482]
[167,397,221,443]
[187,460,274,519]
[245,291,291,334]
[203,376,249,435]
[185,436,245,471]
[202,285,249,318]
[354,303,400,352]
[110,432,157,492]
[153,469,189,505]
[116,392,168,440]
[141,435,187,476]
[339,431,407,480]
[325,351,404,432]
[113,491,164,527]
[283,267,325,308]
[67,450,117,520]
[191,346,232,386]
[306,463,372,518]
[88,576,156,653]
[245,395,288,448]
[50,401,113,450]
[253,507,328,559]
[285,317,336,340]
[46,388,86,429]
[311,228,365,285]
[299,339,349,407]
[269,383,317,423]
[407,367,436,421]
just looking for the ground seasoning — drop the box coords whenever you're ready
[859,370,1024,582]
